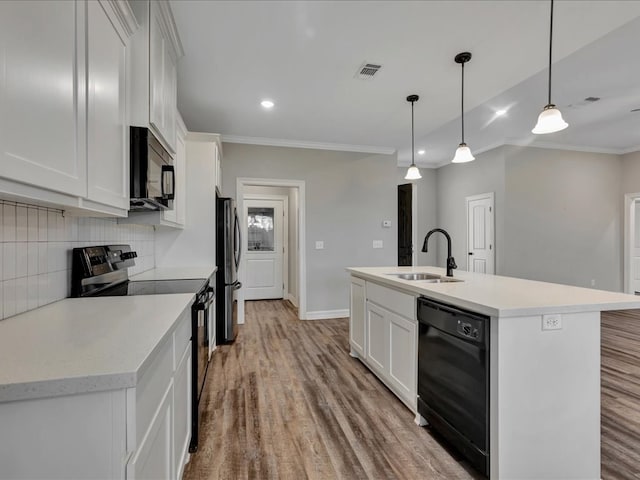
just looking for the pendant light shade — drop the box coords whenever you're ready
[404,94,422,180]
[532,0,568,134]
[452,52,474,163]
[452,143,475,164]
[532,104,568,134]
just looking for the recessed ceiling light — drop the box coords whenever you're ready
[418,150,426,155]
[261,100,274,109]
[495,109,507,116]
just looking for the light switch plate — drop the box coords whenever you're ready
[315,241,324,250]
[373,240,383,249]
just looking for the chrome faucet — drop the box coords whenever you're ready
[422,228,457,277]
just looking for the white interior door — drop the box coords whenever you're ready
[244,199,284,300]
[466,193,495,274]
[632,200,640,294]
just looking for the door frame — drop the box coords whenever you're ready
[465,192,495,274]
[242,193,289,300]
[236,177,306,321]
[623,192,640,294]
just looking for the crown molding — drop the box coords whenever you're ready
[222,135,396,156]
[104,0,139,37]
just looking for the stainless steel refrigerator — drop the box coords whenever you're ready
[216,196,242,343]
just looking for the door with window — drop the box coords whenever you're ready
[244,199,284,300]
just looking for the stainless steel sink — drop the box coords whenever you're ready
[387,272,463,283]
[388,273,441,281]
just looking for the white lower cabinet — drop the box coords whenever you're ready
[349,276,366,357]
[127,381,174,480]
[366,301,389,376]
[0,305,192,480]
[388,310,417,403]
[173,344,192,480]
[358,279,418,412]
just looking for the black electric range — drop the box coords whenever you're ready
[70,244,214,454]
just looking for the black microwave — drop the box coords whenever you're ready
[130,126,175,211]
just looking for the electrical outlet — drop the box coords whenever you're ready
[315,241,324,250]
[373,240,383,249]
[542,314,562,331]
[382,220,392,228]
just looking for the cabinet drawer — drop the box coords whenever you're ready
[135,336,173,446]
[173,307,191,370]
[367,282,415,320]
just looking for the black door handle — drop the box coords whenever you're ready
[468,252,474,255]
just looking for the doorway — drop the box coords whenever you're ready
[466,192,495,274]
[236,178,306,322]
[398,184,412,266]
[624,193,640,294]
[244,196,287,300]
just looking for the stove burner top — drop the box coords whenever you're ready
[92,279,208,297]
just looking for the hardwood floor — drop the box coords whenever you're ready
[602,309,640,480]
[184,300,481,480]
[183,302,640,480]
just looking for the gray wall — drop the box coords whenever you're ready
[503,146,622,291]
[434,147,506,273]
[396,168,438,267]
[621,151,640,195]
[222,143,397,313]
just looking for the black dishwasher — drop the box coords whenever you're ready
[417,297,490,476]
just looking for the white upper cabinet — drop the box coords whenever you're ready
[0,0,137,216]
[86,0,132,210]
[130,0,183,154]
[0,0,86,197]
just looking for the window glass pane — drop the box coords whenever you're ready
[247,207,275,251]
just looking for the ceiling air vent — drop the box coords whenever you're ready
[355,62,382,80]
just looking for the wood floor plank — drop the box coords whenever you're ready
[183,302,640,480]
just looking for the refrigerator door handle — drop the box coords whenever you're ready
[234,211,242,270]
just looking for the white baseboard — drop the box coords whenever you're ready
[303,309,349,320]
[286,293,298,308]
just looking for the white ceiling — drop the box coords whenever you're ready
[171,0,640,166]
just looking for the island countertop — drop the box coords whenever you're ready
[347,266,640,317]
[0,294,195,403]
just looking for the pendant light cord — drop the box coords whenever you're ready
[461,61,465,144]
[411,100,415,165]
[548,0,554,105]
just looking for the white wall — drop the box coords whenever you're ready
[0,201,154,320]
[503,146,622,291]
[222,143,397,313]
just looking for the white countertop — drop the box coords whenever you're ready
[131,266,217,281]
[348,266,640,317]
[0,294,195,403]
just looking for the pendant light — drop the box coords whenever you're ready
[532,0,568,134]
[452,52,475,163]
[405,94,422,180]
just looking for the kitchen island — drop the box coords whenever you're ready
[347,266,640,480]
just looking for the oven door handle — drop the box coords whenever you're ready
[193,287,215,311]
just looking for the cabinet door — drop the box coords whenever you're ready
[127,381,174,480]
[0,0,86,197]
[173,344,191,480]
[149,3,165,142]
[349,277,366,357]
[148,2,176,153]
[388,310,417,406]
[366,302,389,376]
[86,0,128,209]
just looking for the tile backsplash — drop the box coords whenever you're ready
[0,201,155,320]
